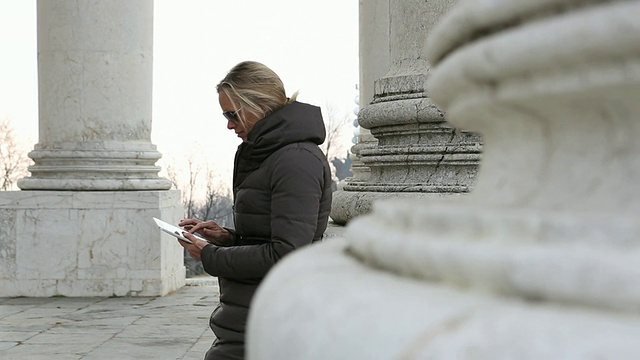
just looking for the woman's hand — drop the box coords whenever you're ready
[178,234,209,261]
[179,218,235,246]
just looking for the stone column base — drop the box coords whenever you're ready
[0,190,185,297]
[330,190,466,225]
[248,239,640,359]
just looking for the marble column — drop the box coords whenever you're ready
[330,0,482,225]
[0,0,184,297]
[248,0,640,358]
[19,0,170,191]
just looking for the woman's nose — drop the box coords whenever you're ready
[227,120,235,130]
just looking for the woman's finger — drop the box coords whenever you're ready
[189,223,205,233]
[178,218,201,227]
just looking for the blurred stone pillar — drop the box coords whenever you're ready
[330,0,481,225]
[345,0,390,186]
[248,1,640,358]
[0,0,184,297]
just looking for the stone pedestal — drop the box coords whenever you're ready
[248,0,640,358]
[330,0,481,225]
[0,0,184,297]
[0,191,185,297]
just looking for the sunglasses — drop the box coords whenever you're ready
[222,108,242,122]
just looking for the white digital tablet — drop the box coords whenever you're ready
[153,217,207,244]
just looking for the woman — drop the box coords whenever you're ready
[178,61,333,360]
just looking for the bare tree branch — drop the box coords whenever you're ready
[184,158,202,218]
[320,103,352,184]
[200,166,233,226]
[0,118,31,191]
[165,163,179,190]
[321,103,351,160]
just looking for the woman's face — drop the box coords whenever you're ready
[218,91,260,142]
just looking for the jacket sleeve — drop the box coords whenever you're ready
[222,227,239,247]
[200,146,325,279]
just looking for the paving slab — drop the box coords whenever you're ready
[0,278,219,360]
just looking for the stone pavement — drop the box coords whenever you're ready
[0,278,220,360]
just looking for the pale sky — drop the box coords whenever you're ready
[0,0,359,188]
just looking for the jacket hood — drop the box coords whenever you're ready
[246,101,326,159]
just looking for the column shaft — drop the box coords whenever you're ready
[19,0,170,190]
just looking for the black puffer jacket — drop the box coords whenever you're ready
[200,101,332,352]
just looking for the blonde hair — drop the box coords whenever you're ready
[217,61,298,129]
